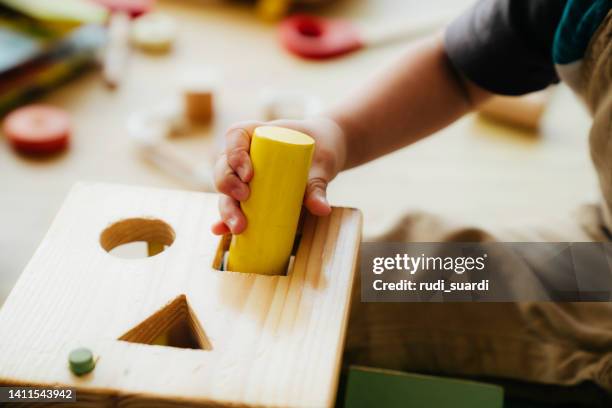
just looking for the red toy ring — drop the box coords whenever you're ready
[3,104,71,155]
[278,14,363,60]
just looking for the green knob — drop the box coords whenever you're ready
[69,347,95,376]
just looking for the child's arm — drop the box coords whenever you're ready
[212,34,491,235]
[329,34,491,170]
[213,0,568,235]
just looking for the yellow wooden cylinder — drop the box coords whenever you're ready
[227,126,314,275]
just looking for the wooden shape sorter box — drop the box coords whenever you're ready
[0,182,362,407]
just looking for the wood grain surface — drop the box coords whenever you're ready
[0,182,362,407]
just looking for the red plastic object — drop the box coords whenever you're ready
[3,105,71,155]
[92,0,154,17]
[278,14,364,60]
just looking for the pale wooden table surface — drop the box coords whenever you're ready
[0,0,597,303]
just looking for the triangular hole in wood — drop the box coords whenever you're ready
[118,294,211,350]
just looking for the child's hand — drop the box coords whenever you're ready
[211,117,347,235]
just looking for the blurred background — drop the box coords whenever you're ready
[0,0,596,305]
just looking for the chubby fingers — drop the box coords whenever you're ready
[214,155,250,201]
[225,121,263,181]
[212,195,247,235]
[212,122,262,235]
[225,125,255,182]
[213,122,261,199]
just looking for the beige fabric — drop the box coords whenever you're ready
[344,11,612,397]
[586,11,612,232]
[346,211,612,392]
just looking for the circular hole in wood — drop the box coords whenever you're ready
[100,218,175,259]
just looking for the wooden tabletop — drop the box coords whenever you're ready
[0,0,597,303]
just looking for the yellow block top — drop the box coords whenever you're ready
[255,126,314,146]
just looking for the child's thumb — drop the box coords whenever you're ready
[304,176,332,216]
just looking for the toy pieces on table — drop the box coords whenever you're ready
[278,14,362,59]
[278,13,447,60]
[178,69,217,125]
[184,90,213,124]
[2,104,71,155]
[0,25,106,115]
[0,10,60,75]
[182,78,214,124]
[130,12,176,53]
[94,0,154,88]
[126,102,214,191]
[256,0,333,21]
[101,10,129,88]
[343,366,504,408]
[478,90,550,131]
[0,0,108,27]
[133,135,214,191]
[259,88,321,120]
[256,0,291,21]
[92,0,153,17]
[127,100,181,143]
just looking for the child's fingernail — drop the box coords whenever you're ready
[316,191,328,205]
[226,217,237,231]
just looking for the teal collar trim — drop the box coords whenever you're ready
[553,0,611,64]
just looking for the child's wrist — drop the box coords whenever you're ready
[326,111,361,170]
[305,114,348,174]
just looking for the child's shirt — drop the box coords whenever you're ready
[447,0,612,234]
[445,0,611,96]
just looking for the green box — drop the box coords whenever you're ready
[344,366,504,408]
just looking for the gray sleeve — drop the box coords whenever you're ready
[444,0,566,95]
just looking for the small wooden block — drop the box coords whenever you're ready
[184,90,213,123]
[478,90,550,130]
[0,182,362,407]
[179,70,216,124]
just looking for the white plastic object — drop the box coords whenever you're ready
[127,102,213,191]
[258,89,322,121]
[130,12,177,53]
